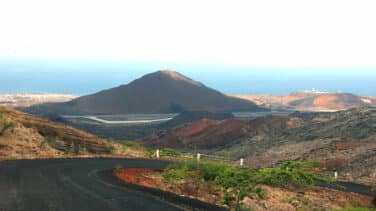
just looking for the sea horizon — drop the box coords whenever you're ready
[2,59,376,96]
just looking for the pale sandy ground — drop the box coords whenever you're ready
[0,93,77,107]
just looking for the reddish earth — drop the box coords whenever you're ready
[144,118,249,149]
[312,94,343,109]
[113,168,160,187]
[321,158,350,170]
[143,115,300,150]
[113,168,222,205]
[334,142,361,151]
[175,119,218,137]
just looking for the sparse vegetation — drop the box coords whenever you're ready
[0,111,16,136]
[162,160,326,210]
[121,140,142,149]
[39,138,49,149]
[107,145,116,154]
[159,148,181,157]
[256,160,326,189]
[144,148,181,158]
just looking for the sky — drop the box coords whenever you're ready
[1,0,376,67]
[1,0,376,95]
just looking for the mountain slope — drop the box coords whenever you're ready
[0,107,127,159]
[25,70,264,115]
[143,115,301,149]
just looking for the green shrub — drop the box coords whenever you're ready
[122,140,142,149]
[39,138,48,148]
[281,160,321,172]
[160,148,181,157]
[164,161,260,210]
[144,148,181,158]
[106,145,116,154]
[199,162,231,181]
[0,118,15,135]
[144,148,155,158]
[162,168,190,181]
[3,121,15,130]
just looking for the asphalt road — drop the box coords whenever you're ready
[0,158,227,211]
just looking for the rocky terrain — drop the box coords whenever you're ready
[143,108,376,185]
[235,91,376,111]
[0,106,139,159]
[23,70,264,115]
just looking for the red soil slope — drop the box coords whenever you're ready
[143,116,301,150]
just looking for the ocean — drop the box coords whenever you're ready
[1,59,376,96]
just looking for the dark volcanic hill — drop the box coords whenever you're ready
[24,70,264,115]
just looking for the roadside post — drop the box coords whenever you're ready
[334,170,338,180]
[156,149,160,158]
[197,153,201,161]
[240,158,244,167]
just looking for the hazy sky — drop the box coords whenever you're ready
[1,0,376,67]
[1,1,376,96]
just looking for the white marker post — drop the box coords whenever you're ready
[240,158,244,167]
[334,171,338,180]
[156,149,160,158]
[197,153,201,161]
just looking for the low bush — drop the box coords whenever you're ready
[3,121,15,130]
[0,114,16,135]
[144,148,155,158]
[256,168,317,188]
[144,148,181,158]
[162,161,259,209]
[160,148,181,157]
[162,160,327,210]
[121,140,142,149]
[162,168,190,181]
[106,145,116,154]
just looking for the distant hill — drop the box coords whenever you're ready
[23,70,265,115]
[0,94,76,107]
[235,91,376,111]
[0,107,128,159]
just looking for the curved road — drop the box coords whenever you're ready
[0,158,227,211]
